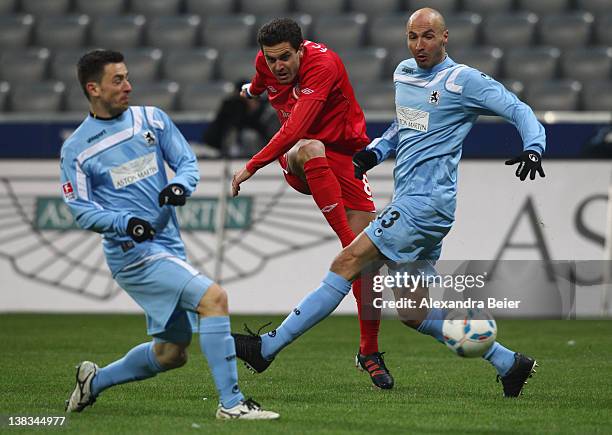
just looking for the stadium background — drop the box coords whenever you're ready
[0,1,611,433]
[0,0,610,316]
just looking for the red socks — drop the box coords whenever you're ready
[353,274,381,355]
[303,157,355,247]
[303,156,381,355]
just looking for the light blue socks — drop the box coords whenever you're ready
[416,308,516,376]
[483,341,516,376]
[91,341,164,396]
[261,271,352,359]
[199,316,244,409]
[416,308,447,343]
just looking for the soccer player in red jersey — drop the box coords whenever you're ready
[231,18,393,389]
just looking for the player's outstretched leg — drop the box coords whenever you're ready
[197,283,279,420]
[291,140,356,248]
[345,210,393,389]
[233,270,352,372]
[398,301,537,397]
[65,340,170,412]
[234,233,382,375]
[353,273,394,389]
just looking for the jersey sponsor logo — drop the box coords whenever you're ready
[429,90,440,105]
[109,152,159,189]
[143,130,156,145]
[396,106,430,132]
[61,182,76,201]
[87,129,106,143]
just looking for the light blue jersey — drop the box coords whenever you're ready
[368,56,546,221]
[364,56,546,265]
[60,106,199,276]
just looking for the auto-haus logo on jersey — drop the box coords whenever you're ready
[109,153,159,189]
[396,105,429,132]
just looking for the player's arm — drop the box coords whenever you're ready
[60,147,153,241]
[352,119,399,179]
[232,61,336,196]
[461,70,546,180]
[154,109,200,207]
[246,98,326,173]
[231,98,325,196]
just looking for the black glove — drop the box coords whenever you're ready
[127,217,155,243]
[158,183,186,207]
[505,150,545,181]
[352,149,378,179]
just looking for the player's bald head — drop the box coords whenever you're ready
[408,8,447,34]
[406,8,449,69]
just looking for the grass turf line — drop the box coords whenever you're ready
[0,314,611,434]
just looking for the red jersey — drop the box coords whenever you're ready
[246,41,369,173]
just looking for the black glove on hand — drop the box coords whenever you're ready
[158,183,186,207]
[352,149,378,179]
[505,150,545,181]
[127,217,155,243]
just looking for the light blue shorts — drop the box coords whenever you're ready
[364,198,453,268]
[115,254,214,341]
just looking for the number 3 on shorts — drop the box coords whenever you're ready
[377,206,401,228]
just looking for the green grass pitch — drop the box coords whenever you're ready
[1,314,611,434]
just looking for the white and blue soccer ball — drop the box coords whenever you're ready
[442,309,497,358]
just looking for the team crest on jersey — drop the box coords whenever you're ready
[143,130,156,145]
[429,90,441,105]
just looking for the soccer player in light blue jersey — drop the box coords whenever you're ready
[61,50,278,419]
[233,8,542,398]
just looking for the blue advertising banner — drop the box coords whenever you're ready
[0,119,608,159]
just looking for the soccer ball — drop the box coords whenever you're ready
[442,309,497,357]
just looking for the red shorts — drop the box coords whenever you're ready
[278,147,376,212]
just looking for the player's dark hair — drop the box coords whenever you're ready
[77,49,124,100]
[257,18,303,51]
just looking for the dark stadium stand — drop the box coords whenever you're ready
[0,0,610,112]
